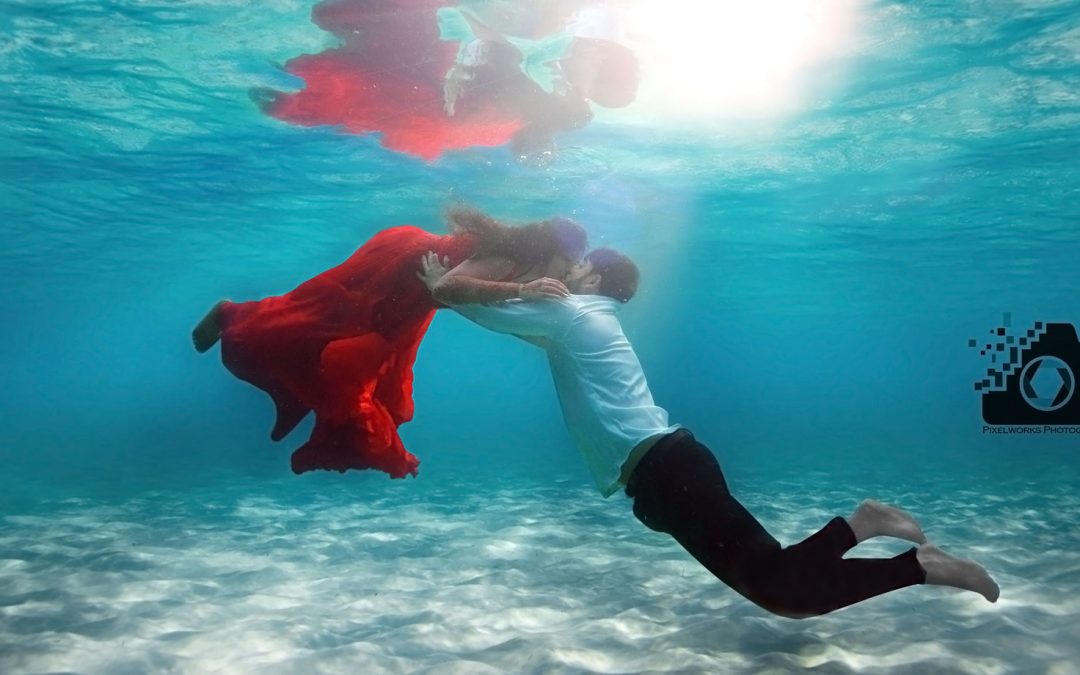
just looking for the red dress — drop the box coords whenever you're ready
[262,0,526,161]
[218,226,475,478]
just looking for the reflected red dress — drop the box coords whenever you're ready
[218,226,475,478]
[263,0,525,161]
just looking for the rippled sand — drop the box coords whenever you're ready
[1,472,1078,674]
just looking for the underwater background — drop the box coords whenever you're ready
[2,0,1080,672]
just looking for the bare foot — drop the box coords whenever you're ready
[192,300,227,353]
[847,499,928,545]
[917,544,1000,602]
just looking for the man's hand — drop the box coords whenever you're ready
[418,251,451,291]
[520,277,569,300]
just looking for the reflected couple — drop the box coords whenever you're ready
[259,0,640,162]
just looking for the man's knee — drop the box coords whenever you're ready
[631,495,671,534]
[744,588,824,620]
[736,566,829,620]
[760,603,820,620]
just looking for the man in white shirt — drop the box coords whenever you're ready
[420,248,999,618]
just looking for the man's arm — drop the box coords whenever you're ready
[452,299,571,340]
[516,334,551,349]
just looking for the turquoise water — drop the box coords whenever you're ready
[3,0,1080,672]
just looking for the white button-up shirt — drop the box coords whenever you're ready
[452,295,679,497]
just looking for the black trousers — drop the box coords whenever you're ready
[625,430,926,618]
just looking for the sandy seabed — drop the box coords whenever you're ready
[1,468,1078,675]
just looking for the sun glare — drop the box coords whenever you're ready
[624,0,861,120]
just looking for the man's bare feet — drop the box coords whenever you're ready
[917,544,1000,602]
[192,300,227,353]
[847,499,928,545]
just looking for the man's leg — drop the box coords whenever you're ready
[625,431,972,618]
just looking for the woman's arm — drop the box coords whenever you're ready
[419,255,572,340]
[422,253,568,305]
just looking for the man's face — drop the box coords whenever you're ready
[563,259,594,294]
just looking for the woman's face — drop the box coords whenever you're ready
[544,254,577,281]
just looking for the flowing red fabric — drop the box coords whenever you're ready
[263,0,525,161]
[217,226,475,478]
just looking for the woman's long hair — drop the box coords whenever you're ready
[446,206,587,265]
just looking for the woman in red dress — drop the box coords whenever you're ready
[192,208,586,478]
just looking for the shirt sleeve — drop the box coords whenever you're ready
[451,299,573,340]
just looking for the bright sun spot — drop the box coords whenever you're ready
[624,0,862,120]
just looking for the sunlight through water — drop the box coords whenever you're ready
[626,0,862,119]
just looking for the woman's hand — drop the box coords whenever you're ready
[417,251,451,291]
[520,277,570,300]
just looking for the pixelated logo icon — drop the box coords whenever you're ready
[970,318,1080,425]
